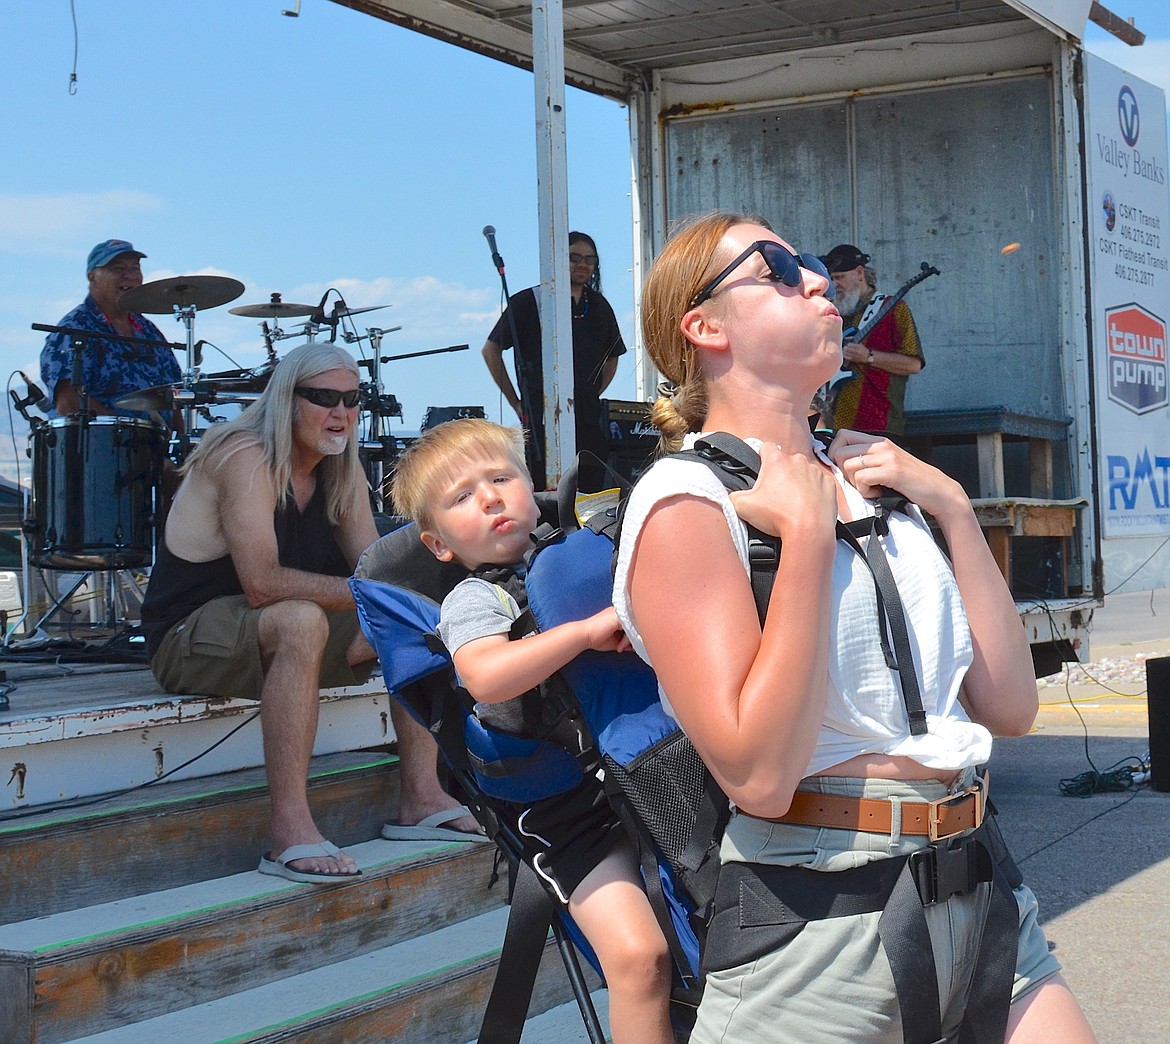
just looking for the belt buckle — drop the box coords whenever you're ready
[927,777,985,842]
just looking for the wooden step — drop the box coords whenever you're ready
[0,665,393,808]
[54,907,603,1043]
[0,838,504,1043]
[495,989,611,1043]
[0,750,400,923]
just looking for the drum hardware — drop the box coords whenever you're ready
[356,325,395,512]
[114,377,270,414]
[3,568,148,651]
[113,384,177,413]
[24,416,165,571]
[350,336,471,510]
[358,435,407,462]
[342,324,402,347]
[119,275,246,316]
[31,323,186,417]
[119,274,246,434]
[373,342,470,364]
[4,415,167,650]
[259,320,280,374]
[228,293,317,319]
[322,303,389,321]
[9,373,48,425]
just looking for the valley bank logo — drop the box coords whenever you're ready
[1118,85,1140,147]
[1106,302,1167,414]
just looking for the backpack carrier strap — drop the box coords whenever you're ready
[704,813,1018,1044]
[841,500,929,737]
[685,434,778,625]
[470,534,597,765]
[612,434,1014,1035]
[691,434,927,734]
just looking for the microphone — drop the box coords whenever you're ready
[309,290,331,326]
[18,372,46,407]
[483,225,505,273]
[10,373,48,424]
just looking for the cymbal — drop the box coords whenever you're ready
[202,375,270,394]
[114,374,271,412]
[121,275,246,314]
[328,303,389,319]
[229,293,317,318]
[114,384,175,412]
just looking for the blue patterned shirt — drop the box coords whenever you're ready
[40,294,183,425]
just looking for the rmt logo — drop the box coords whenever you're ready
[1106,302,1167,414]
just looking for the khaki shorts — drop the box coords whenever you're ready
[150,594,374,700]
[692,772,1061,1044]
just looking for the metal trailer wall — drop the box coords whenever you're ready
[664,74,1066,439]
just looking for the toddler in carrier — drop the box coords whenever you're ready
[391,417,672,1044]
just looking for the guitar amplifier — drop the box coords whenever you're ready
[419,405,486,432]
[600,399,659,482]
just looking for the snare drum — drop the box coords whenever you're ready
[26,416,166,569]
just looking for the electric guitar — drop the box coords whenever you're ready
[815,261,940,420]
[842,261,940,345]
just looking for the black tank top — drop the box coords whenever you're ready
[140,482,348,658]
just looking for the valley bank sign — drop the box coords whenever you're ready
[1085,53,1170,539]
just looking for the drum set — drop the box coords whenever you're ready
[11,273,470,648]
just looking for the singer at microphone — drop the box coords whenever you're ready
[480,228,627,490]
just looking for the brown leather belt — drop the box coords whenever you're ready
[762,776,987,842]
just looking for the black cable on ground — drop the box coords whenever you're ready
[1058,753,1151,796]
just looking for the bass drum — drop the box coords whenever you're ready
[26,416,166,569]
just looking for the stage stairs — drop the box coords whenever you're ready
[0,680,607,1042]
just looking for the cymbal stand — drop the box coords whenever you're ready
[260,321,280,372]
[171,301,202,436]
[6,561,146,651]
[355,326,405,512]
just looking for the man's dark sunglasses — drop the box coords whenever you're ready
[691,241,834,307]
[294,386,362,409]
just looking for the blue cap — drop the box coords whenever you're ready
[86,239,146,272]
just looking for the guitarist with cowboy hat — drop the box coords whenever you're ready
[821,244,926,435]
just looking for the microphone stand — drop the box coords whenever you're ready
[486,237,543,473]
[32,322,185,418]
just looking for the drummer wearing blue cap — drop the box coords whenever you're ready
[39,239,184,437]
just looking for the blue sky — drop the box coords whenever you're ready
[1,1,1168,482]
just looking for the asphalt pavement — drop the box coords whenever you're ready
[991,587,1169,1041]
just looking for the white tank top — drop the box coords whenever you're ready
[611,433,992,773]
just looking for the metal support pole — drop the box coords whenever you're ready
[531,0,573,488]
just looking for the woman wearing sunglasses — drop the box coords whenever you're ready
[612,214,1095,1042]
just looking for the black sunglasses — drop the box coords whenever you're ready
[691,241,834,307]
[294,386,362,409]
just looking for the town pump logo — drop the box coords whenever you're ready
[1106,302,1167,414]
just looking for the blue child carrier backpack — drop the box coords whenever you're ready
[350,457,728,1043]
